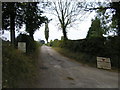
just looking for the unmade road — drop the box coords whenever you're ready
[36,45,118,88]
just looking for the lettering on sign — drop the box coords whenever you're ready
[97,57,111,69]
[18,42,26,53]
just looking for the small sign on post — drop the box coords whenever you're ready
[97,57,111,69]
[18,42,26,53]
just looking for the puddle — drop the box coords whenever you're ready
[57,59,62,62]
[67,77,74,80]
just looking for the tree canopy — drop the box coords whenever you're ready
[2,2,24,45]
[23,2,47,40]
[2,2,47,45]
[85,1,120,36]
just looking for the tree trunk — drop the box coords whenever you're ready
[118,20,120,36]
[47,40,48,44]
[10,13,15,46]
[62,27,68,40]
[29,32,34,40]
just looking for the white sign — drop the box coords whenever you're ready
[97,57,111,69]
[18,42,26,53]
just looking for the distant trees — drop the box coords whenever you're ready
[38,39,45,44]
[44,18,52,43]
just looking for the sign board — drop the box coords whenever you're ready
[97,57,111,69]
[18,42,26,53]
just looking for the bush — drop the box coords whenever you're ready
[16,34,38,54]
[50,37,120,68]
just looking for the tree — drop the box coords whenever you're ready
[86,17,104,39]
[49,0,86,40]
[85,1,120,36]
[23,2,47,40]
[2,2,24,46]
[45,21,49,43]
[2,2,47,45]
[110,2,120,36]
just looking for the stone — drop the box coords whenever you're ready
[97,57,111,69]
[18,42,26,53]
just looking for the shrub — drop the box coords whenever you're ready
[16,34,38,54]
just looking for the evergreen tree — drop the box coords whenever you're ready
[2,2,24,46]
[87,17,104,39]
[23,2,47,40]
[45,21,49,43]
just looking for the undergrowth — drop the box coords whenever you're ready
[2,41,40,88]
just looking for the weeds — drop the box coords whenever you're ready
[2,41,40,88]
[54,47,96,67]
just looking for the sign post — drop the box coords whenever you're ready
[97,57,111,69]
[18,42,26,53]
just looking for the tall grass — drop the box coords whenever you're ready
[2,41,40,88]
[54,48,96,67]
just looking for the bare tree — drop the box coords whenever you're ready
[50,0,86,40]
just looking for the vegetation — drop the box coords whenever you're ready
[45,21,49,43]
[23,2,47,40]
[16,33,40,54]
[85,2,120,36]
[48,37,120,69]
[2,2,47,45]
[46,0,87,40]
[110,2,120,36]
[2,1,120,88]
[2,2,44,88]
[2,40,40,88]
[46,1,120,69]
[54,48,96,67]
[86,17,104,39]
[2,2,24,46]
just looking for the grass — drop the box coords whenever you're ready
[53,47,119,72]
[2,41,40,88]
[54,47,97,67]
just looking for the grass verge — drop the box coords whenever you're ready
[53,47,119,72]
[2,41,40,88]
[54,47,96,67]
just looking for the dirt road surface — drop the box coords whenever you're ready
[36,45,118,88]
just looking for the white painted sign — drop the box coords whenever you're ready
[97,57,111,69]
[18,42,26,53]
